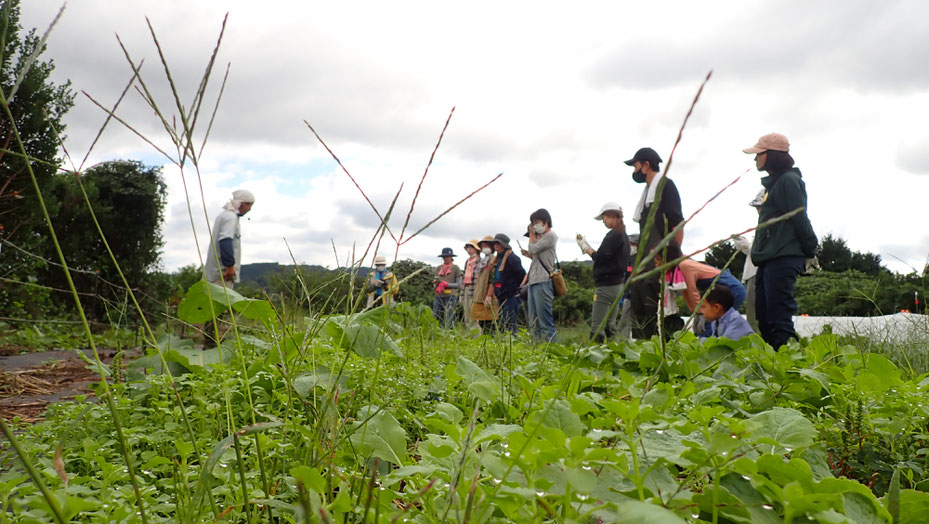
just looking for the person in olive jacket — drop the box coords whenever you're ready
[743,133,818,350]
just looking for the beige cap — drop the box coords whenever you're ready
[743,133,789,154]
[374,255,387,265]
[464,239,480,251]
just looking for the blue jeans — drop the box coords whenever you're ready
[527,281,557,342]
[755,256,803,350]
[432,295,458,328]
[497,296,520,335]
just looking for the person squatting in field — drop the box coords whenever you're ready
[204,189,255,289]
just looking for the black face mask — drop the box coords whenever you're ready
[632,169,647,183]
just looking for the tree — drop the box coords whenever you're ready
[0,0,75,316]
[703,240,746,281]
[40,160,167,320]
[392,259,434,307]
[817,234,853,272]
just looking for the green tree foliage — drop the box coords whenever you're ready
[816,233,883,276]
[703,240,746,280]
[0,0,74,316]
[39,161,167,320]
[391,259,434,306]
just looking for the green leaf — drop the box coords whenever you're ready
[195,422,283,504]
[887,469,901,523]
[293,366,342,398]
[537,399,585,437]
[455,357,500,403]
[473,424,523,445]
[594,500,688,523]
[349,408,408,465]
[177,280,274,325]
[326,319,402,359]
[895,490,929,524]
[749,407,817,452]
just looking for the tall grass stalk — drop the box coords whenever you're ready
[0,42,150,524]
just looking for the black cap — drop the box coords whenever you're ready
[624,147,662,168]
[438,247,456,257]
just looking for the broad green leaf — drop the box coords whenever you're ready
[455,357,500,403]
[326,319,402,359]
[538,399,585,437]
[594,500,687,523]
[894,490,929,524]
[177,281,240,323]
[749,407,817,452]
[349,408,408,465]
[293,366,342,398]
[429,402,464,425]
[473,424,523,445]
[719,473,781,524]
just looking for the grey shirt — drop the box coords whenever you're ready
[526,230,558,285]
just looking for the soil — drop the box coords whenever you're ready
[0,348,139,423]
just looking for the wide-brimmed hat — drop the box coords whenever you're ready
[438,247,456,258]
[595,202,623,220]
[374,255,387,265]
[743,132,789,154]
[478,235,495,247]
[492,233,512,250]
[464,239,480,252]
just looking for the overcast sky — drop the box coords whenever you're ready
[20,1,929,275]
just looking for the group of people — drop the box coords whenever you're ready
[207,132,817,350]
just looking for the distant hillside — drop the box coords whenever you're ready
[239,263,375,290]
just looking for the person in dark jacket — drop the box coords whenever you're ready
[483,233,525,335]
[743,133,818,350]
[625,147,685,340]
[578,202,630,342]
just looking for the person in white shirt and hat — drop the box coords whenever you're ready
[204,189,255,288]
[578,202,631,342]
[365,255,398,308]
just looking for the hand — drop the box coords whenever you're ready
[484,296,492,307]
[222,266,235,281]
[520,248,531,257]
[576,235,592,254]
[804,256,820,275]
[375,279,384,286]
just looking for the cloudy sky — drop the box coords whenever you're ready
[20,1,929,275]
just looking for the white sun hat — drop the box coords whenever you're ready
[594,202,623,220]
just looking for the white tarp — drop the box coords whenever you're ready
[792,313,929,344]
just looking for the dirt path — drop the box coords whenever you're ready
[0,348,139,422]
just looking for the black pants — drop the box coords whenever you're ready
[629,274,660,339]
[755,256,803,350]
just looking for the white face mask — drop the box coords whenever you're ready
[532,223,546,235]
[375,265,386,272]
[481,247,492,255]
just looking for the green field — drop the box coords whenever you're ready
[3,282,929,523]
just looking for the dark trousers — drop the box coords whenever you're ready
[630,274,661,339]
[755,256,803,350]
[497,296,520,335]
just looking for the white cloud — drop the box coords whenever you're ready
[18,0,929,277]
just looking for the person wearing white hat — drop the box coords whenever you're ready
[365,255,398,308]
[204,189,255,288]
[578,202,631,342]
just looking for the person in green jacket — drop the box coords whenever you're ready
[743,133,818,350]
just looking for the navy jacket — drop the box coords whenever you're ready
[493,250,525,301]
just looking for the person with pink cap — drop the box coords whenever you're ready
[743,133,818,350]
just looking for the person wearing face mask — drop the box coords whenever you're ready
[461,239,484,332]
[578,202,630,342]
[471,236,499,331]
[624,147,684,340]
[520,208,558,343]
[204,189,256,289]
[743,133,818,350]
[365,255,398,308]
